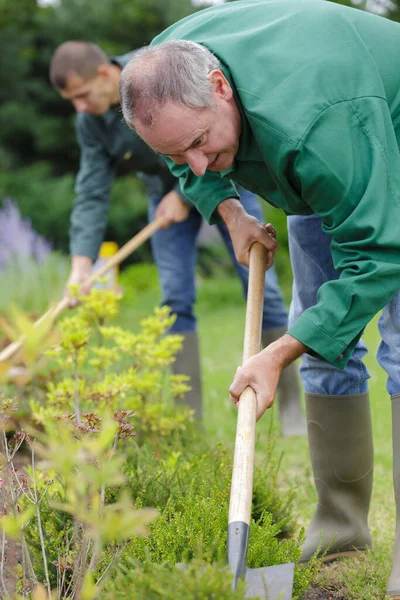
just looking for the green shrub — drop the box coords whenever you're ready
[252,427,296,536]
[102,559,248,600]
[115,440,310,594]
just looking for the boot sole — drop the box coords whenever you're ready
[321,549,367,563]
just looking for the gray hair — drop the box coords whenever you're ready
[119,40,221,128]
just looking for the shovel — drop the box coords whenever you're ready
[228,242,294,599]
[0,216,167,364]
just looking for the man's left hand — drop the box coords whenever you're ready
[229,348,282,420]
[155,190,191,229]
[229,334,307,421]
[217,198,279,267]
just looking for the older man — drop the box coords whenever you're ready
[49,40,305,433]
[119,0,400,596]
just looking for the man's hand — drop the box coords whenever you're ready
[65,255,93,307]
[155,190,191,229]
[229,334,307,421]
[217,198,278,267]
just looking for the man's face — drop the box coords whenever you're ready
[135,71,241,177]
[59,71,114,115]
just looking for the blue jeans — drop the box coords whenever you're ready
[288,213,400,396]
[149,189,288,334]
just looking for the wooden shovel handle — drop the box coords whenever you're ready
[228,242,269,525]
[0,217,166,364]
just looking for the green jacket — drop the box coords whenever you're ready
[152,0,400,368]
[71,52,180,261]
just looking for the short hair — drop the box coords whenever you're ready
[119,40,221,129]
[49,41,110,89]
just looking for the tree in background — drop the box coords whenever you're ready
[0,0,199,253]
[0,0,199,173]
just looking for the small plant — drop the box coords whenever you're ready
[0,291,192,598]
[0,395,156,599]
[115,439,317,599]
[30,291,193,440]
[102,559,249,600]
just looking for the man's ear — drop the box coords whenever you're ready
[208,69,233,100]
[97,64,111,78]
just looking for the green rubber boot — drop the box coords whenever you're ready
[172,331,203,421]
[262,327,306,437]
[387,394,400,599]
[301,392,373,562]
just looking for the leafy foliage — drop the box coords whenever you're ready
[0,289,321,598]
[102,559,249,600]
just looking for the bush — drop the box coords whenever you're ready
[102,560,248,600]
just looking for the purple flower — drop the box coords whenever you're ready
[0,198,52,269]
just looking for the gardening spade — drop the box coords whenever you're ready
[0,216,167,365]
[228,242,294,599]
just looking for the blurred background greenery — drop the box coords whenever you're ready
[0,0,398,254]
[0,0,399,316]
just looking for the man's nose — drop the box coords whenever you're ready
[186,150,208,177]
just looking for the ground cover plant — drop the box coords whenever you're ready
[0,285,320,599]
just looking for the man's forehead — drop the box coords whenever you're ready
[60,72,91,98]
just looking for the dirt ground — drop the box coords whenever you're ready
[303,587,348,600]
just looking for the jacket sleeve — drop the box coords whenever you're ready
[70,115,116,261]
[288,96,400,367]
[163,158,240,223]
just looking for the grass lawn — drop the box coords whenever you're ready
[118,269,395,600]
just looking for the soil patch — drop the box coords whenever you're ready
[303,587,349,600]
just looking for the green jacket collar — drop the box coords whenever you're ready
[220,65,264,177]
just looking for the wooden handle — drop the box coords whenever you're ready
[0,217,166,363]
[228,242,269,525]
[84,217,166,286]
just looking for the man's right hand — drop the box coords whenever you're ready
[65,255,93,307]
[155,189,191,229]
[217,198,279,267]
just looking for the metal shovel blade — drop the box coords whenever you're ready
[228,521,294,599]
[244,563,295,599]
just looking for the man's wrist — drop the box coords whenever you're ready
[217,197,245,226]
[265,334,308,370]
[71,255,93,274]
